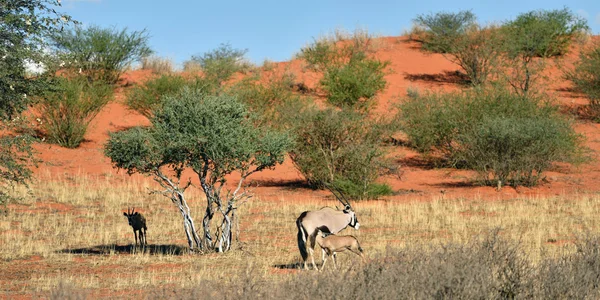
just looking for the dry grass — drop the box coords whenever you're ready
[1,173,600,297]
[140,56,174,74]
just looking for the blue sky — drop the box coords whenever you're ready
[60,0,600,68]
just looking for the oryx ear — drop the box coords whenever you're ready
[344,204,351,212]
[123,212,128,217]
[133,212,139,216]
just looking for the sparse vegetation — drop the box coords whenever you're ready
[140,56,174,74]
[2,175,600,297]
[398,87,585,187]
[39,76,113,148]
[51,25,153,84]
[4,4,600,299]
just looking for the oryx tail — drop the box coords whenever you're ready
[296,211,309,262]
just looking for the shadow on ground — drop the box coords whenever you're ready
[58,244,190,255]
[404,70,469,85]
[273,262,304,270]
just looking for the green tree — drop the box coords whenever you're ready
[0,0,73,203]
[413,10,477,53]
[565,41,600,120]
[51,25,152,84]
[105,88,291,252]
[500,8,588,95]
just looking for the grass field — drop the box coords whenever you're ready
[2,173,600,298]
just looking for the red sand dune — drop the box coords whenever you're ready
[31,36,600,201]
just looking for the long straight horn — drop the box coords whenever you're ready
[332,185,352,209]
[324,183,350,208]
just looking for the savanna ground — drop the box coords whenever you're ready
[2,36,600,298]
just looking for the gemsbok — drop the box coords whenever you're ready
[315,227,364,271]
[123,208,147,248]
[296,186,360,270]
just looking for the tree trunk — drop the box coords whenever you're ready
[173,192,202,250]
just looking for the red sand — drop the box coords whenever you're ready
[30,36,600,201]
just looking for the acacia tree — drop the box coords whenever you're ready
[0,0,73,203]
[105,88,291,252]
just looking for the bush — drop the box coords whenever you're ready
[565,42,600,120]
[52,25,152,84]
[456,116,583,186]
[226,72,302,126]
[187,43,252,86]
[502,8,588,58]
[321,52,388,109]
[298,30,389,110]
[39,76,113,148]
[288,107,393,199]
[126,75,215,118]
[412,10,477,53]
[398,87,585,186]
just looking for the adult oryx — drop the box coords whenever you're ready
[296,187,360,270]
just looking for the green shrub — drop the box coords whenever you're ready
[565,42,600,120]
[398,87,585,187]
[39,76,113,148]
[502,8,588,58]
[298,28,375,71]
[52,25,152,84]
[226,72,302,126]
[413,10,477,53]
[126,74,213,118]
[456,116,583,186]
[187,43,252,86]
[321,52,388,109]
[289,107,392,199]
[298,31,389,110]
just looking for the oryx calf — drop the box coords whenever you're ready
[123,208,147,248]
[315,227,364,271]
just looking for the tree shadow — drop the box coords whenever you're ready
[249,178,311,190]
[398,156,449,170]
[424,181,479,189]
[404,70,469,85]
[58,244,190,256]
[272,262,305,270]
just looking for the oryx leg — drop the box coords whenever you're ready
[332,252,338,269]
[308,232,318,270]
[320,252,328,272]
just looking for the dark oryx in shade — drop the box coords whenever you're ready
[296,186,360,270]
[123,207,147,248]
